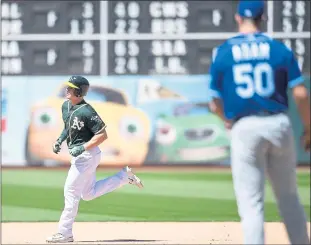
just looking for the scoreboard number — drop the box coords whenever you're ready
[1,0,310,76]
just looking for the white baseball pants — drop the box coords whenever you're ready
[57,146,130,237]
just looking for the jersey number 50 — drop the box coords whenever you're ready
[233,63,275,99]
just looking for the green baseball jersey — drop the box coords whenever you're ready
[60,99,106,149]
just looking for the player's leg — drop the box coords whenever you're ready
[230,117,268,244]
[56,162,90,239]
[81,152,128,201]
[81,151,143,201]
[47,153,99,243]
[265,115,309,244]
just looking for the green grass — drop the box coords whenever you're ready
[1,169,310,222]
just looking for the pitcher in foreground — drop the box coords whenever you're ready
[208,1,310,244]
[46,76,143,243]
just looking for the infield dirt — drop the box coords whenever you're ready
[2,222,311,244]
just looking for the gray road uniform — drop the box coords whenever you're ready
[208,1,310,243]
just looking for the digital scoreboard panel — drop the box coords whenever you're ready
[1,1,310,76]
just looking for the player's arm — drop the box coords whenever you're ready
[293,85,310,151]
[53,128,68,154]
[292,84,310,129]
[57,101,70,143]
[208,99,226,121]
[53,102,69,154]
[57,128,68,144]
[83,109,108,151]
[194,47,223,112]
[209,99,232,129]
[287,50,310,150]
[292,85,310,151]
[84,128,107,151]
[207,48,230,128]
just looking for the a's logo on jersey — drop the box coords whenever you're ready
[71,117,85,130]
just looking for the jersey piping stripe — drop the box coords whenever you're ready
[94,125,107,135]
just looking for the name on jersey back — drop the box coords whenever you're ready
[232,42,270,62]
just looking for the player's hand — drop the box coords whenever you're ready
[224,120,232,130]
[69,145,85,157]
[301,128,310,152]
[52,141,61,154]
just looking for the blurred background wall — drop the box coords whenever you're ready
[1,1,310,167]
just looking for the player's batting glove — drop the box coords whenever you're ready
[69,145,85,157]
[52,141,62,154]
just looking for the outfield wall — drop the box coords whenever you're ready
[1,75,310,167]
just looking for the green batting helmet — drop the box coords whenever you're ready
[65,75,90,97]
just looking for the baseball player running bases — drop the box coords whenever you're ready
[208,1,310,244]
[46,76,143,243]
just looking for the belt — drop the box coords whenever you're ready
[232,111,285,124]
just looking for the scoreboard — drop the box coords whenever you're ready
[1,1,310,76]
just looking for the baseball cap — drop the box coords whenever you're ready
[65,75,90,89]
[237,0,265,19]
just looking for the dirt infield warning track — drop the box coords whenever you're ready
[2,222,310,244]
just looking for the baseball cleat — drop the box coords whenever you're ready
[124,166,144,188]
[46,233,74,243]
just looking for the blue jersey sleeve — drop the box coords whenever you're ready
[286,49,304,88]
[209,47,223,98]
